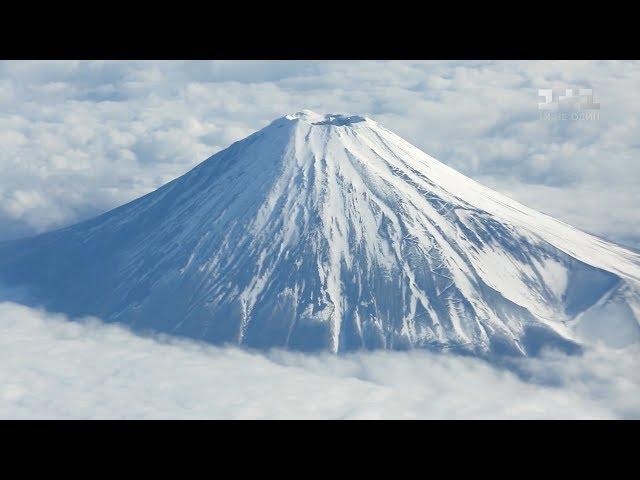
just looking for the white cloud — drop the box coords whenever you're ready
[0,301,637,419]
[0,60,638,248]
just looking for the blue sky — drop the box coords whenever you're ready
[1,60,638,248]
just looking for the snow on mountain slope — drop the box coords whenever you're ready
[1,110,639,355]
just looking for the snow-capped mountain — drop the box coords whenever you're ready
[1,110,639,355]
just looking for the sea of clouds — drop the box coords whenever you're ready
[1,60,639,419]
[1,301,638,419]
[0,60,639,248]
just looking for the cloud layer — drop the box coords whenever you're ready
[0,61,639,247]
[2,62,638,420]
[1,301,638,419]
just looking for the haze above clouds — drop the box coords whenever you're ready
[1,61,639,247]
[0,301,638,419]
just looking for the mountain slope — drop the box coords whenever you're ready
[1,110,639,355]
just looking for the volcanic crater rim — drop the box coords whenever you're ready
[286,110,368,127]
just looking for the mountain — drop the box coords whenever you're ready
[1,110,639,355]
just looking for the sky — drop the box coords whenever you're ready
[1,301,638,419]
[0,60,639,248]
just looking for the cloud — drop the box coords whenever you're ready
[0,301,637,419]
[0,61,639,248]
